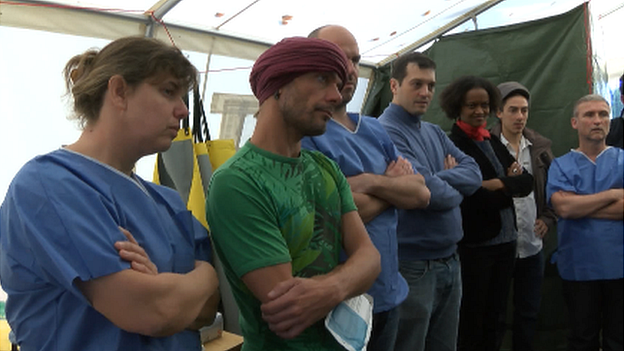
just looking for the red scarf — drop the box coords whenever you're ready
[456,120,490,141]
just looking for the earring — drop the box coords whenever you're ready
[274,91,280,100]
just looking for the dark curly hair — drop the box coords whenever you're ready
[439,75,500,120]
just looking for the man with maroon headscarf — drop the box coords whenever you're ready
[206,37,381,350]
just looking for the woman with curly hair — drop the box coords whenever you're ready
[440,75,533,351]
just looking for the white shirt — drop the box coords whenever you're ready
[500,133,541,258]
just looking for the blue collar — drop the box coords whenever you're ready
[386,103,423,129]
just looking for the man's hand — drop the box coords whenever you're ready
[114,227,158,275]
[444,154,457,170]
[552,189,624,219]
[534,219,548,238]
[260,276,340,339]
[385,156,414,177]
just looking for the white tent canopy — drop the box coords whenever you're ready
[2,0,622,80]
[1,0,623,208]
[1,0,622,200]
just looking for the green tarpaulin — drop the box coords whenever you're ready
[364,3,590,158]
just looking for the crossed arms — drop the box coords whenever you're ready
[77,228,220,337]
[551,188,624,220]
[348,156,431,223]
[241,210,381,339]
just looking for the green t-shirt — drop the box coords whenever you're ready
[206,141,356,351]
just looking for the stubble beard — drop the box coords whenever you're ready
[281,99,327,138]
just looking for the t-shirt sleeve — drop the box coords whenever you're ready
[546,156,575,206]
[206,169,291,278]
[325,156,358,215]
[192,216,212,262]
[2,164,131,303]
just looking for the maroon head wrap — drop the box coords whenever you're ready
[250,37,349,104]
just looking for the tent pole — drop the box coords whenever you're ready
[375,0,504,67]
[144,0,183,38]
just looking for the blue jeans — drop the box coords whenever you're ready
[511,250,544,351]
[367,306,400,351]
[395,254,462,351]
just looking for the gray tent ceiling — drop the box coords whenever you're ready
[1,0,622,80]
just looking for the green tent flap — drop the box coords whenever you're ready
[364,3,590,158]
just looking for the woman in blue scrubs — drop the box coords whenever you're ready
[0,36,219,351]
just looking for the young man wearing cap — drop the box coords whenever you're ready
[206,37,381,351]
[303,25,431,351]
[547,94,623,351]
[490,81,557,351]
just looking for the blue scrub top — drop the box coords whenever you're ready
[547,147,624,281]
[302,113,409,313]
[0,149,211,351]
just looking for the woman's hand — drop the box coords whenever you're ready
[507,162,522,177]
[482,179,504,191]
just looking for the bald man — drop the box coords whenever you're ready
[206,37,381,351]
[303,25,430,351]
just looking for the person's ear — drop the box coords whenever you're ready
[496,109,503,120]
[108,75,128,110]
[390,78,400,95]
[571,117,578,130]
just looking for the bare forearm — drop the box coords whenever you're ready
[552,190,620,219]
[187,289,221,331]
[323,243,380,302]
[590,198,624,220]
[258,212,380,340]
[79,261,219,337]
[352,192,390,223]
[362,174,430,209]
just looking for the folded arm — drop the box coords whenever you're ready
[435,136,483,196]
[348,156,430,222]
[115,227,220,331]
[348,173,430,210]
[252,211,380,339]
[590,198,624,220]
[425,148,481,210]
[76,260,218,337]
[351,192,390,223]
[551,189,623,219]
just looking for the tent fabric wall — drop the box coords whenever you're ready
[363,4,591,351]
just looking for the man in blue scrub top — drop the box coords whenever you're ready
[547,94,623,351]
[303,25,431,351]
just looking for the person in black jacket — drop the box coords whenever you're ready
[491,81,557,351]
[439,76,534,351]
